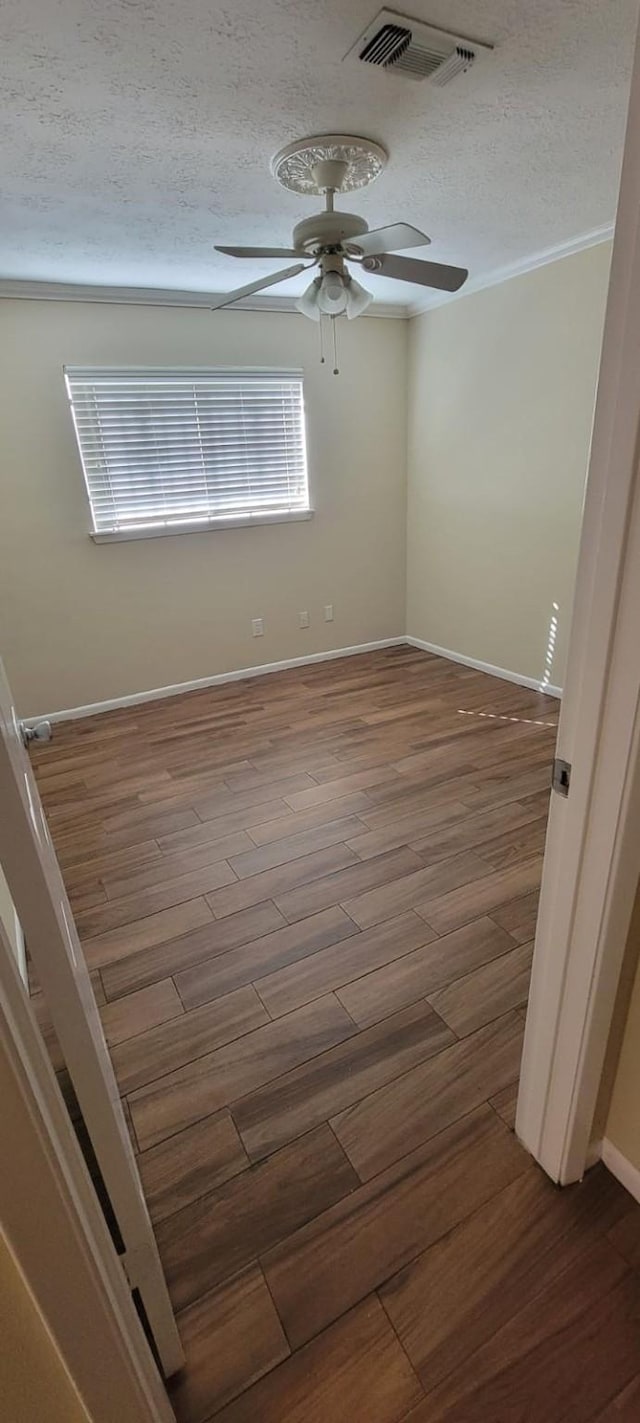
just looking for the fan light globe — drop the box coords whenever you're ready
[317,271,348,314]
[296,277,322,322]
[345,276,373,319]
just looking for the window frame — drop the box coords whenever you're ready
[64,365,313,542]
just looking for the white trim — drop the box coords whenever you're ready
[0,279,407,319]
[13,907,27,987]
[92,509,313,542]
[0,227,614,322]
[602,1138,640,1204]
[409,223,615,315]
[405,635,562,698]
[23,638,407,724]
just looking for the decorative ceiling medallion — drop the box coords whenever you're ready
[271,134,388,196]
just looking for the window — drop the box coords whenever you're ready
[65,367,311,540]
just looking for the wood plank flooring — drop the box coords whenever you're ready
[29,646,640,1422]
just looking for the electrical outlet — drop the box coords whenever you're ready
[299,610,310,629]
[251,618,264,637]
[324,604,334,622]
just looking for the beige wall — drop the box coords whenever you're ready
[0,247,613,715]
[406,242,612,688]
[0,1233,92,1423]
[0,301,407,715]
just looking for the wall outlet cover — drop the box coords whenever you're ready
[251,618,264,637]
[324,604,334,622]
[299,610,310,629]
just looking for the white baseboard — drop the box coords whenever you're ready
[405,636,563,699]
[601,1138,640,1204]
[25,633,563,725]
[25,637,407,724]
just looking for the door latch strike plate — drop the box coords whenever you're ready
[552,757,571,797]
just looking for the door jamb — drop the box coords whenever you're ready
[0,915,176,1423]
[0,651,183,1377]
[517,13,640,1183]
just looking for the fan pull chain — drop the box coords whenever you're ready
[332,316,339,375]
[319,315,325,365]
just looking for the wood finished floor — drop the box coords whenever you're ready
[30,647,640,1422]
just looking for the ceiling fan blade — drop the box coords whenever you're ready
[215,245,299,259]
[209,263,309,311]
[353,223,431,257]
[362,253,468,293]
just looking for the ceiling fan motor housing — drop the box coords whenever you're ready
[293,211,369,254]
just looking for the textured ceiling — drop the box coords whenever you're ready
[1,0,638,307]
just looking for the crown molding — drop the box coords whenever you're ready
[0,278,408,319]
[408,222,615,317]
[0,222,614,321]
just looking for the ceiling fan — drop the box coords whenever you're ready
[211,135,468,321]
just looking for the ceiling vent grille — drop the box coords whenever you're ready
[359,23,413,68]
[345,10,492,85]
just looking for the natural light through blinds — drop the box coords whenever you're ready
[65,368,310,537]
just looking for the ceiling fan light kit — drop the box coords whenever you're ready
[212,131,469,369]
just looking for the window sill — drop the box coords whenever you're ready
[91,510,314,543]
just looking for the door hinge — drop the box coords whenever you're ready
[552,757,571,797]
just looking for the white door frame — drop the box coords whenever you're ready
[517,10,640,1184]
[0,655,184,1377]
[0,913,176,1423]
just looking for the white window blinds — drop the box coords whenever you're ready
[65,368,310,536]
